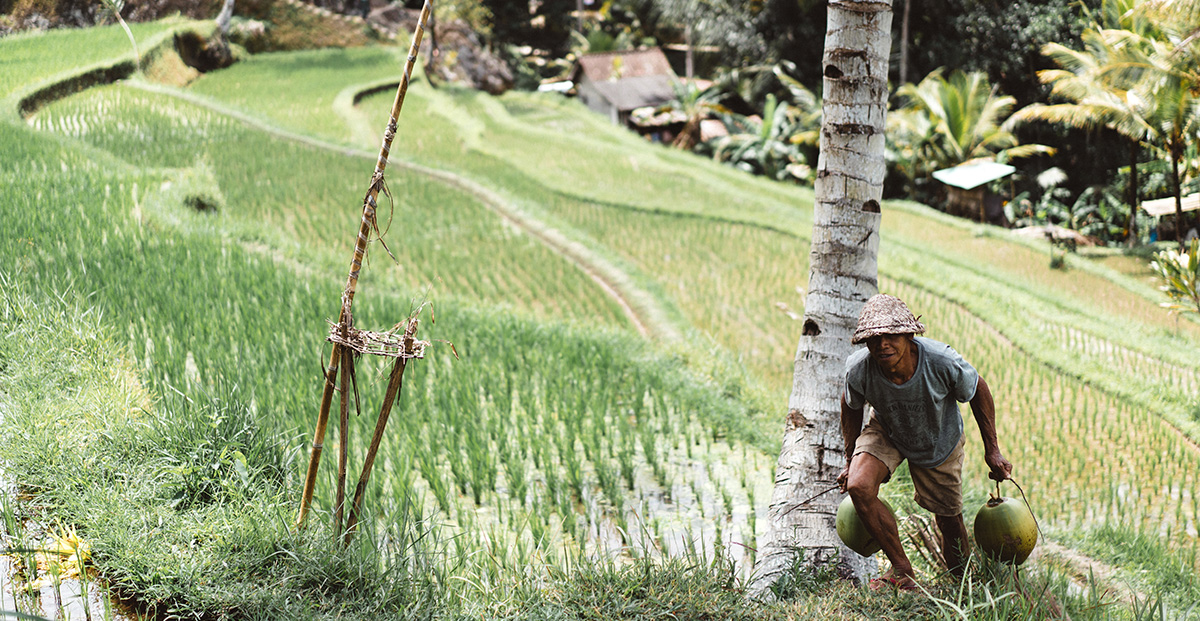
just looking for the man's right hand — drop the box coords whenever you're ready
[837,454,853,491]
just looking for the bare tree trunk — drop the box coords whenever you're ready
[1127,140,1138,246]
[425,6,440,88]
[216,0,235,36]
[898,0,910,86]
[751,0,892,595]
[1172,143,1185,246]
[685,22,694,80]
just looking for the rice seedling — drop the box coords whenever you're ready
[0,19,187,105]
[7,25,1200,618]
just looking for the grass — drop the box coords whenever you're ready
[1057,523,1200,608]
[3,19,1200,620]
[0,20,185,101]
[1,86,777,615]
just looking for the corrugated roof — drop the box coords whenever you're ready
[572,48,675,83]
[590,75,675,112]
[931,161,1016,190]
[1141,193,1200,217]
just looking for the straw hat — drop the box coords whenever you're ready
[851,294,925,344]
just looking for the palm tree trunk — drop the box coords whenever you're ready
[685,23,694,80]
[1127,139,1138,246]
[751,0,892,594]
[216,0,235,36]
[898,0,911,86]
[1172,143,1185,247]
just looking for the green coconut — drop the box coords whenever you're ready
[836,495,895,557]
[974,494,1038,565]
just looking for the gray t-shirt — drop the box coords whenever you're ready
[843,337,979,468]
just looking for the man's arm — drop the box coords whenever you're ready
[837,393,865,490]
[970,375,1013,481]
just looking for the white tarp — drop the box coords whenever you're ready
[1141,193,1200,217]
[931,161,1016,190]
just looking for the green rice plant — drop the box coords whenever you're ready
[617,432,636,491]
[9,25,1200,615]
[0,20,186,104]
[416,450,452,516]
[465,423,496,506]
[541,463,560,508]
[644,436,667,491]
[594,457,621,512]
[502,441,529,507]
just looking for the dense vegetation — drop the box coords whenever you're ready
[0,7,1199,621]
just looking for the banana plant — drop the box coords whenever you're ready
[1151,239,1200,315]
[890,68,1055,199]
[710,94,810,182]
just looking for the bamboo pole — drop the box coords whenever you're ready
[334,346,352,535]
[295,0,434,529]
[344,321,417,543]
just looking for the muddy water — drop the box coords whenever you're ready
[0,517,132,620]
[0,399,129,620]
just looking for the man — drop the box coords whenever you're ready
[836,294,1013,590]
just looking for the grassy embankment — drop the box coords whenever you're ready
[2,21,1199,619]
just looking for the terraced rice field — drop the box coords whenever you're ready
[4,28,1200,590]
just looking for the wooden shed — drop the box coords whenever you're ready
[569,48,677,126]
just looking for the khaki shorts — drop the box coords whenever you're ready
[853,415,965,516]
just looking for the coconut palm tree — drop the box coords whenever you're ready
[892,69,1054,175]
[1013,26,1155,243]
[1148,73,1200,245]
[752,0,893,594]
[1012,0,1161,245]
[1101,23,1200,245]
[659,78,728,150]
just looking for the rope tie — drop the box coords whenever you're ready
[362,171,398,263]
[1001,477,1045,543]
[383,119,397,146]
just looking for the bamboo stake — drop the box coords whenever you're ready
[344,321,418,543]
[335,346,352,535]
[295,0,433,529]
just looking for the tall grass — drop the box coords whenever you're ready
[5,25,1200,618]
[0,20,186,102]
[2,82,775,607]
[26,84,631,330]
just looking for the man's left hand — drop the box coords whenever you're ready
[985,450,1013,481]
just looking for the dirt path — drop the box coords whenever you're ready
[123,79,679,342]
[1030,539,1145,604]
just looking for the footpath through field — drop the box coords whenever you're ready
[120,79,679,342]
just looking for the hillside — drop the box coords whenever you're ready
[1,19,1198,619]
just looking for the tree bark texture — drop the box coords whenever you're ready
[216,0,235,36]
[751,0,892,594]
[1127,140,1138,246]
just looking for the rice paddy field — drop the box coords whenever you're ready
[2,17,1199,619]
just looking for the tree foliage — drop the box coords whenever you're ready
[887,68,1053,202]
[902,0,1095,105]
[1151,239,1200,315]
[1016,0,1200,244]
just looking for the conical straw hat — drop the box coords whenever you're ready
[851,294,925,344]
